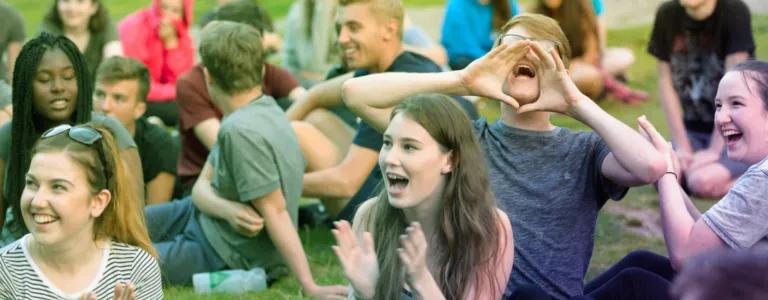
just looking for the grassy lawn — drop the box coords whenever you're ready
[6,0,768,298]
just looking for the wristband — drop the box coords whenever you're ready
[664,171,678,180]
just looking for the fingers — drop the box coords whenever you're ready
[362,231,375,255]
[549,47,567,72]
[529,41,556,70]
[332,221,356,251]
[398,222,427,273]
[637,115,669,149]
[517,102,542,114]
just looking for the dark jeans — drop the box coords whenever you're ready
[579,250,676,300]
[145,196,227,285]
[506,250,676,300]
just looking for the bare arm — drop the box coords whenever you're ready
[193,118,221,150]
[658,61,691,155]
[638,117,724,270]
[302,145,379,199]
[145,172,175,205]
[288,86,308,103]
[568,99,666,185]
[344,71,468,133]
[658,173,725,269]
[286,72,354,121]
[344,43,530,133]
[251,188,345,297]
[6,42,22,83]
[192,162,264,237]
[103,40,123,58]
[121,148,145,205]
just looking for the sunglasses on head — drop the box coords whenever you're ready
[495,33,559,52]
[41,124,111,187]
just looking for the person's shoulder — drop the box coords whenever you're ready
[110,240,156,264]
[755,157,768,176]
[719,0,751,16]
[389,51,441,73]
[179,64,205,83]
[0,238,22,258]
[655,0,684,18]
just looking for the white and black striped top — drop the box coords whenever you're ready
[0,235,163,299]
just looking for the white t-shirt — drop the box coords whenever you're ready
[0,235,163,299]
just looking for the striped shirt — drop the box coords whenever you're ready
[0,235,163,299]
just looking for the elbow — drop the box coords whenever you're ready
[642,155,668,184]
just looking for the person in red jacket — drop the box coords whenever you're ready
[119,0,195,127]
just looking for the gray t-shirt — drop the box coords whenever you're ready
[702,157,768,249]
[473,119,627,300]
[198,96,305,273]
[0,2,24,83]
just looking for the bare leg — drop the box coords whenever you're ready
[601,47,636,77]
[292,121,342,172]
[304,109,355,157]
[685,162,735,199]
[570,60,604,100]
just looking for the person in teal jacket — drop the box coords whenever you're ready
[440,0,521,70]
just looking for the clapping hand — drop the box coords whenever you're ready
[332,221,379,300]
[460,41,530,108]
[398,223,435,293]
[517,42,586,116]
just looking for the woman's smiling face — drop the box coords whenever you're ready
[715,71,768,165]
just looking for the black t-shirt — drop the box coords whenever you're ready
[134,117,178,182]
[338,51,478,221]
[647,0,754,133]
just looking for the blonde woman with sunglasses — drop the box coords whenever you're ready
[0,123,161,300]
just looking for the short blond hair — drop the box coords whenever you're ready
[500,13,572,68]
[340,0,404,39]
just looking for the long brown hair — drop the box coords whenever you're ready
[357,94,506,299]
[31,123,156,257]
[533,0,598,58]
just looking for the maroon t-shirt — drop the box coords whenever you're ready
[176,63,300,184]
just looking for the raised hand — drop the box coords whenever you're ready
[332,221,379,299]
[517,42,586,116]
[459,41,530,108]
[638,116,679,178]
[398,223,434,292]
[226,202,264,238]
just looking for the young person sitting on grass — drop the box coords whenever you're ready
[332,94,514,299]
[94,56,178,205]
[342,13,666,299]
[0,33,143,245]
[143,21,347,299]
[0,123,162,299]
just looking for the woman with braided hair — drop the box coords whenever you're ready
[0,33,143,244]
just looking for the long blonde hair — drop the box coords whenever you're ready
[31,123,156,257]
[357,94,507,299]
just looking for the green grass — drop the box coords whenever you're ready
[6,0,768,298]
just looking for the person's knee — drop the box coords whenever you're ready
[686,170,730,199]
[570,62,604,99]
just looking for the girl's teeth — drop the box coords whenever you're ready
[33,215,56,224]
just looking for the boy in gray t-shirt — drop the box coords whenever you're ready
[341,23,667,298]
[144,22,346,297]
